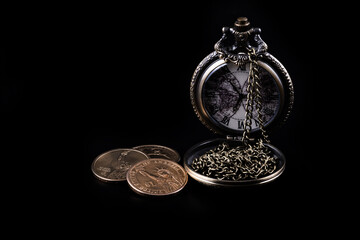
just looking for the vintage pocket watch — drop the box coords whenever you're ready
[184,17,294,187]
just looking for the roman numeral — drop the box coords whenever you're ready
[238,119,260,129]
[238,120,245,129]
[220,116,230,125]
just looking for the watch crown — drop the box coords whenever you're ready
[234,17,251,32]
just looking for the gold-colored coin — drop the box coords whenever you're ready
[133,145,181,162]
[91,148,149,182]
[126,158,188,196]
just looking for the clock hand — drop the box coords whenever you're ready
[227,79,247,113]
[227,76,241,96]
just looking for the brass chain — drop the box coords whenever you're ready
[245,48,270,144]
[191,141,277,180]
[241,53,255,145]
[191,48,276,180]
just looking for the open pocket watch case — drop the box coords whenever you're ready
[184,17,294,187]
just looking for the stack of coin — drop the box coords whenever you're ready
[91,145,187,196]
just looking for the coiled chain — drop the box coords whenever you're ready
[191,140,277,180]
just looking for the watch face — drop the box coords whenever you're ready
[190,50,295,136]
[200,60,283,133]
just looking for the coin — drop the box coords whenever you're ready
[133,145,181,162]
[126,158,188,196]
[91,148,149,182]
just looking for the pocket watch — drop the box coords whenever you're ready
[185,17,294,186]
[190,17,294,138]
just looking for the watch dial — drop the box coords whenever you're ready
[202,62,281,132]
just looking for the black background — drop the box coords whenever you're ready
[1,0,353,233]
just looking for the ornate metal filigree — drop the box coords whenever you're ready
[214,24,268,66]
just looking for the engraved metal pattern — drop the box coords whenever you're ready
[214,27,268,65]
